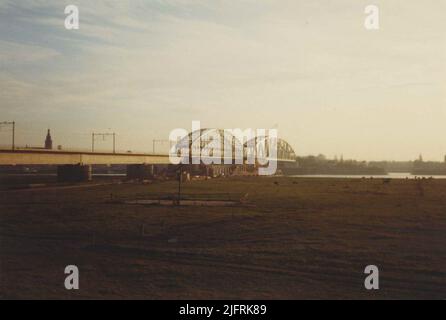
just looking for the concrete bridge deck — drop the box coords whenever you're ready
[0,148,296,182]
[0,149,295,166]
[0,149,170,166]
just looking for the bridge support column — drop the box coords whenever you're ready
[57,165,92,183]
[126,164,154,180]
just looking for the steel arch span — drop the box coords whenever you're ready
[173,129,297,163]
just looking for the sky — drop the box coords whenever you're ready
[0,0,445,160]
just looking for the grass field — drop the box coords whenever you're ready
[0,176,445,299]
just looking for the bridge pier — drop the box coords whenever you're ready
[57,164,92,183]
[126,164,154,180]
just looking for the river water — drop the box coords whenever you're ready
[289,172,446,179]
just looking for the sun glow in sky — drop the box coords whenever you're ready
[0,0,445,160]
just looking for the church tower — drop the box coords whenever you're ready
[45,129,53,150]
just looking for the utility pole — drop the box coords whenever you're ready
[152,139,168,154]
[0,121,15,150]
[92,132,116,153]
[113,132,116,154]
[12,121,15,150]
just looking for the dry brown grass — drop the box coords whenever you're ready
[0,176,445,299]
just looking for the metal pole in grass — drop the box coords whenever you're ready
[176,164,184,205]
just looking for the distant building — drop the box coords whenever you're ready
[45,129,53,150]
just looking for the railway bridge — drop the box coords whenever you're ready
[0,130,297,182]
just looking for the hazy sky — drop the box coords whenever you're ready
[0,0,445,160]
